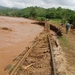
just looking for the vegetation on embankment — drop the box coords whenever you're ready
[58,36,69,47]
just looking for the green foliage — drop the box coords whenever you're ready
[59,36,69,47]
[36,17,46,21]
[41,17,46,21]
[50,19,61,24]
[29,7,37,18]
[0,6,75,28]
[68,15,75,28]
[61,19,66,25]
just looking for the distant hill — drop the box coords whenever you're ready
[0,5,20,16]
[0,6,10,10]
[0,5,20,10]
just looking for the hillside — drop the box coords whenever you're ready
[0,6,20,10]
[0,6,19,16]
[0,6,10,10]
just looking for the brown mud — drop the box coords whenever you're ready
[0,16,43,75]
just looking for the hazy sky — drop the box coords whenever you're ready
[0,0,75,10]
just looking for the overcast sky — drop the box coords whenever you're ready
[0,0,75,10]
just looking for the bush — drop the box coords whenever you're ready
[41,17,46,21]
[68,15,75,28]
[36,17,41,21]
[36,17,46,21]
[61,19,66,25]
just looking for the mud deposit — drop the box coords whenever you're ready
[14,30,51,75]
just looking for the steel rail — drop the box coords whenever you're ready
[47,34,57,75]
[46,20,57,75]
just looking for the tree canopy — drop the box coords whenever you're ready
[0,6,75,27]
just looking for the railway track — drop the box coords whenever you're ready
[6,21,57,75]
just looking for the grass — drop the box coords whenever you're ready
[58,36,69,47]
[36,17,46,21]
[50,19,69,47]
[50,19,61,24]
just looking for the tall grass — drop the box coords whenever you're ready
[58,36,69,47]
[50,19,61,24]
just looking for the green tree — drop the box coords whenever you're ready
[30,7,37,18]
[68,15,75,28]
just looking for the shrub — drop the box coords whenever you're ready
[61,19,66,25]
[36,17,46,21]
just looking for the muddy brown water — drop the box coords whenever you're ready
[0,16,43,75]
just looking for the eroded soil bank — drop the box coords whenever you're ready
[0,16,43,75]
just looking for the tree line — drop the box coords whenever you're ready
[0,6,75,28]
